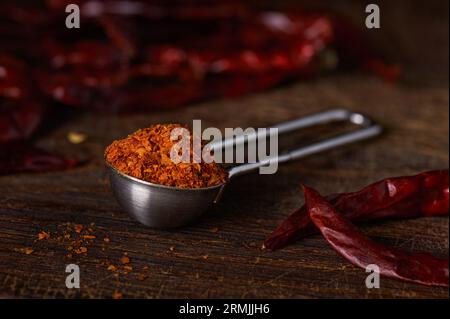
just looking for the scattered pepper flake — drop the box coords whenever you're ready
[103,237,110,243]
[75,247,88,254]
[22,248,34,255]
[112,291,123,299]
[107,265,118,272]
[74,224,83,233]
[37,231,50,240]
[120,255,130,264]
[210,227,219,233]
[83,235,96,239]
[137,274,148,281]
[123,265,133,273]
[105,124,228,188]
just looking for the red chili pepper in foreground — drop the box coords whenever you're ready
[264,170,449,250]
[303,185,449,287]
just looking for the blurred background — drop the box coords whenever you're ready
[1,0,448,172]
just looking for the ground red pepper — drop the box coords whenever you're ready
[303,185,449,287]
[105,124,228,188]
[264,170,449,250]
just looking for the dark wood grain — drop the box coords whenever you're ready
[0,73,448,299]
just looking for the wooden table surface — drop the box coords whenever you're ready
[0,72,448,299]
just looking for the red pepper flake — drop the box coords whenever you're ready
[112,291,123,299]
[83,235,96,239]
[22,248,34,255]
[210,227,219,233]
[123,265,133,273]
[137,274,148,281]
[75,247,88,254]
[105,124,228,188]
[37,231,50,240]
[74,225,83,234]
[107,265,118,272]
[103,237,110,243]
[120,255,130,264]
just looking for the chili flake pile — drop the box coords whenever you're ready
[105,124,228,188]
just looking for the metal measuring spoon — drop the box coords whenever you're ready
[106,109,381,228]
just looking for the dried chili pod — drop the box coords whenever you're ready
[0,142,77,175]
[264,170,449,250]
[0,54,45,144]
[303,185,449,287]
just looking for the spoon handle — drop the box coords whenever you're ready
[221,109,382,178]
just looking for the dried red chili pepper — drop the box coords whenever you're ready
[2,2,397,113]
[303,185,449,287]
[35,5,337,112]
[0,54,44,144]
[0,143,77,175]
[0,54,77,174]
[264,170,449,250]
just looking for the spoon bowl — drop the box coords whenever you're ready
[107,162,226,228]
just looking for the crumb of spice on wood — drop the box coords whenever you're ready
[22,223,151,286]
[73,224,83,233]
[21,248,34,255]
[25,223,99,259]
[37,231,50,240]
[137,274,147,281]
[75,247,88,254]
[107,265,118,272]
[120,254,130,264]
[105,124,228,188]
[112,291,123,299]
